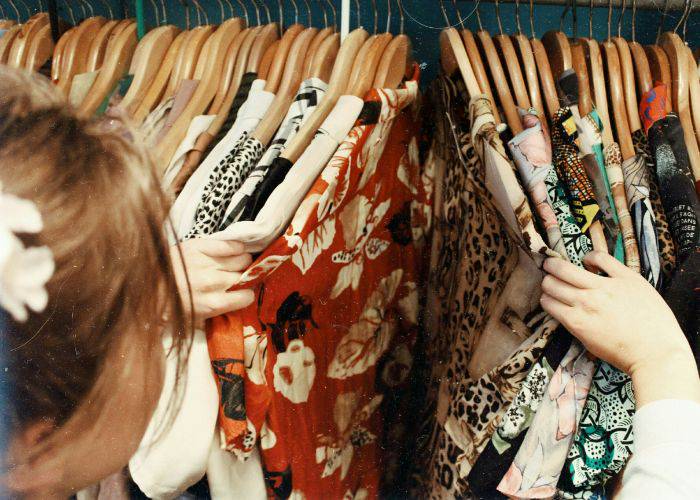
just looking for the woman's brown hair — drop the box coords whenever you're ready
[0,66,191,454]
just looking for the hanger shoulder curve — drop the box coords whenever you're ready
[132,30,189,124]
[584,38,613,145]
[25,23,54,71]
[282,28,369,165]
[265,23,305,92]
[513,32,543,127]
[530,37,559,119]
[77,22,138,118]
[246,23,280,74]
[303,27,333,80]
[86,19,120,72]
[477,29,522,133]
[542,29,571,81]
[644,44,673,113]
[660,32,700,186]
[0,25,22,65]
[613,37,642,133]
[9,13,49,68]
[602,40,634,159]
[571,40,592,116]
[309,32,340,82]
[208,27,251,116]
[58,17,108,95]
[495,32,531,109]
[628,40,652,96]
[120,25,180,114]
[254,27,318,145]
[462,29,500,124]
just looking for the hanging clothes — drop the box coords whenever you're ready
[222,77,328,226]
[207,73,428,498]
[413,75,559,498]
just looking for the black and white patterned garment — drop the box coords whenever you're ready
[219,78,328,228]
[184,136,265,239]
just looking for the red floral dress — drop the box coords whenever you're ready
[207,69,431,499]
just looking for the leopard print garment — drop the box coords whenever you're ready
[412,75,556,498]
[632,128,676,281]
[185,136,266,239]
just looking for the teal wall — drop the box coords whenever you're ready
[4,1,697,83]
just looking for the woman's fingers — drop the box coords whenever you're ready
[214,252,253,273]
[206,289,255,318]
[194,239,246,258]
[540,292,574,320]
[582,250,630,278]
[543,256,602,289]
[541,274,583,306]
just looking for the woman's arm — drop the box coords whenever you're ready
[540,252,700,498]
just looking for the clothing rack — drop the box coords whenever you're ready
[471,0,696,11]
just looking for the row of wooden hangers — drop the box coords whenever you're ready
[0,0,414,174]
[439,0,700,195]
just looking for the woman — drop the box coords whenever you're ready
[1,66,698,498]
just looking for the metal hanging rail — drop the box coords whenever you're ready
[466,0,697,11]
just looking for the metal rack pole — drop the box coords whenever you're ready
[465,0,697,11]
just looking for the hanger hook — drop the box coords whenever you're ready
[674,0,691,36]
[588,0,593,38]
[234,0,248,24]
[617,0,626,38]
[682,0,691,40]
[148,0,160,24]
[158,0,167,24]
[179,0,190,29]
[656,0,670,43]
[559,0,570,33]
[222,0,234,17]
[439,0,449,27]
[318,0,328,28]
[276,0,284,30]
[62,0,76,25]
[381,0,386,33]
[370,0,377,33]
[397,0,405,34]
[354,0,361,28]
[607,0,613,41]
[514,0,522,35]
[494,0,504,35]
[6,0,20,22]
[302,0,312,26]
[329,0,337,29]
[572,0,578,38]
[83,0,95,17]
[529,0,536,37]
[451,0,465,29]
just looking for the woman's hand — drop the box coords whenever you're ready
[540,251,700,406]
[171,239,254,324]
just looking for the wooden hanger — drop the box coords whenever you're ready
[686,46,700,152]
[207,27,253,116]
[603,40,635,160]
[168,25,216,96]
[86,19,120,71]
[477,28,522,133]
[258,39,279,80]
[264,24,305,93]
[204,26,260,137]
[253,27,318,145]
[542,29,572,82]
[495,31,531,110]
[302,26,333,79]
[513,32,544,127]
[57,17,108,95]
[0,25,22,64]
[8,12,48,68]
[629,41,652,96]
[348,33,392,97]
[531,36,559,119]
[613,38,643,134]
[281,28,369,164]
[119,25,180,115]
[132,30,189,123]
[571,41,593,116]
[645,45,673,112]
[459,29,500,124]
[77,22,138,118]
[585,38,614,146]
[24,23,53,71]
[660,32,700,186]
[307,31,340,82]
[155,17,244,168]
[440,26,481,100]
[246,23,279,73]
[0,20,17,29]
[374,32,413,89]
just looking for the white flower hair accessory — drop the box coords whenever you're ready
[0,183,55,323]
